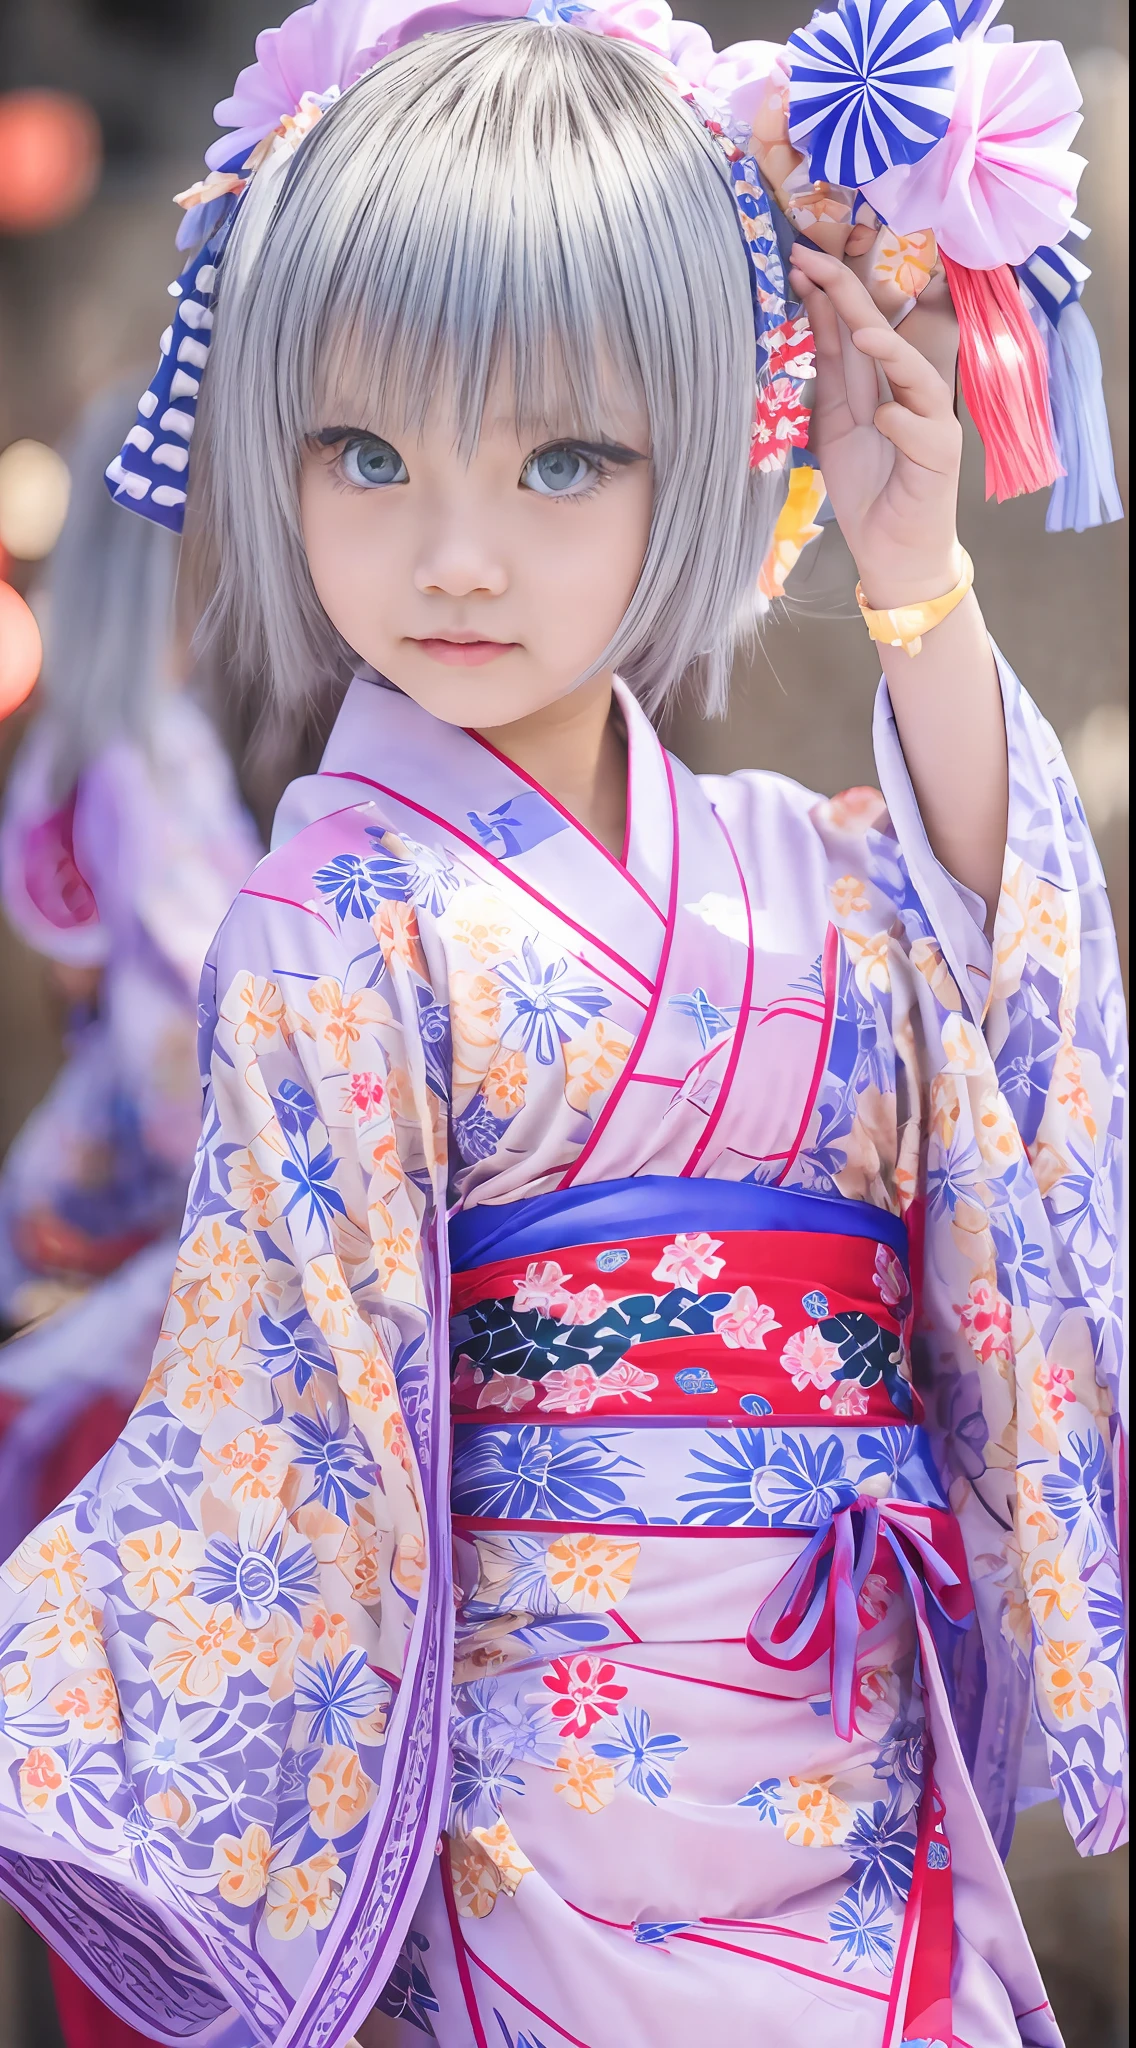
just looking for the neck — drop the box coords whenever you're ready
[474,671,628,859]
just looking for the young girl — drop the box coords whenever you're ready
[0,7,1124,2048]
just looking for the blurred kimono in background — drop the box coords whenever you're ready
[0,386,260,2048]
[0,387,259,1568]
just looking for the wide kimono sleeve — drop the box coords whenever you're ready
[805,653,1126,1859]
[0,825,455,2046]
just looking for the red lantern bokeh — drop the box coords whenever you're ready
[0,580,43,719]
[0,90,101,235]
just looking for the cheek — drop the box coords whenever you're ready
[615,468,654,594]
[586,471,654,625]
[537,473,652,624]
[298,469,346,610]
[299,469,389,637]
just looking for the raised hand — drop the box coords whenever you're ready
[787,243,1006,923]
[788,243,963,610]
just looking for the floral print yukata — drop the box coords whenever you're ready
[0,664,1124,2048]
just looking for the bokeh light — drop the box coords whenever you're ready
[0,441,71,561]
[0,90,101,235]
[0,580,43,720]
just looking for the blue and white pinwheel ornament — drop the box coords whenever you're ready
[787,0,958,190]
[939,1,1003,34]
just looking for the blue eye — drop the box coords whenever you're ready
[522,445,598,497]
[340,435,408,488]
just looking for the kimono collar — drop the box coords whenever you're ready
[286,671,677,936]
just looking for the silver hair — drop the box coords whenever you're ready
[189,19,782,726]
[34,382,179,801]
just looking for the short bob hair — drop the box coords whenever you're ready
[189,18,782,725]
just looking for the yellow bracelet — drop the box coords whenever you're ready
[856,549,974,658]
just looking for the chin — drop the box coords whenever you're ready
[388,660,572,730]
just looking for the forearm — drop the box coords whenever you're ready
[876,587,1006,927]
[787,243,1010,922]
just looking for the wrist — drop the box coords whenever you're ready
[857,547,974,659]
[854,543,966,613]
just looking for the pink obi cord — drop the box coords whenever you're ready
[746,1496,974,1741]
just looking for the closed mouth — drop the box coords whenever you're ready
[409,636,520,667]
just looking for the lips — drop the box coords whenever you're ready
[410,637,518,668]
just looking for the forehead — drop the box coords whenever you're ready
[312,337,649,449]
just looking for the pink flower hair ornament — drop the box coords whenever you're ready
[860,21,1085,271]
[105,0,1120,542]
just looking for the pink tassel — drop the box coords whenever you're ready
[941,253,1063,503]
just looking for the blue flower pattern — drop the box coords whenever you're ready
[288,1406,376,1521]
[453,1423,947,1528]
[593,1708,687,1804]
[495,941,611,1065]
[374,1929,440,2034]
[451,1427,645,1523]
[293,1648,390,1750]
[196,1522,319,1629]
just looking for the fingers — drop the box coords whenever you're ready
[790,242,892,340]
[795,269,843,364]
[848,325,954,420]
[790,242,955,420]
[791,282,880,428]
[789,245,887,427]
[873,399,962,478]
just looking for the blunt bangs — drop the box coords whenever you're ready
[189,19,783,726]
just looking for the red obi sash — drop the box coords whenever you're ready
[449,1181,916,1426]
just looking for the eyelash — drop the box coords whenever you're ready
[317,434,399,494]
[530,445,617,502]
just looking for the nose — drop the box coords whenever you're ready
[413,512,508,600]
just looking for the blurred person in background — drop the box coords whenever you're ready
[0,381,261,2048]
[0,379,261,1555]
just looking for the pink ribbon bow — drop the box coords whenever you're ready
[745,1495,973,1741]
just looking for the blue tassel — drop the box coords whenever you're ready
[1037,301,1124,534]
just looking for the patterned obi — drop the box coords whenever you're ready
[447,1180,968,1742]
[449,1179,952,1537]
[449,1177,916,1428]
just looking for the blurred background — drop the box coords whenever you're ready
[0,2,1127,2043]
